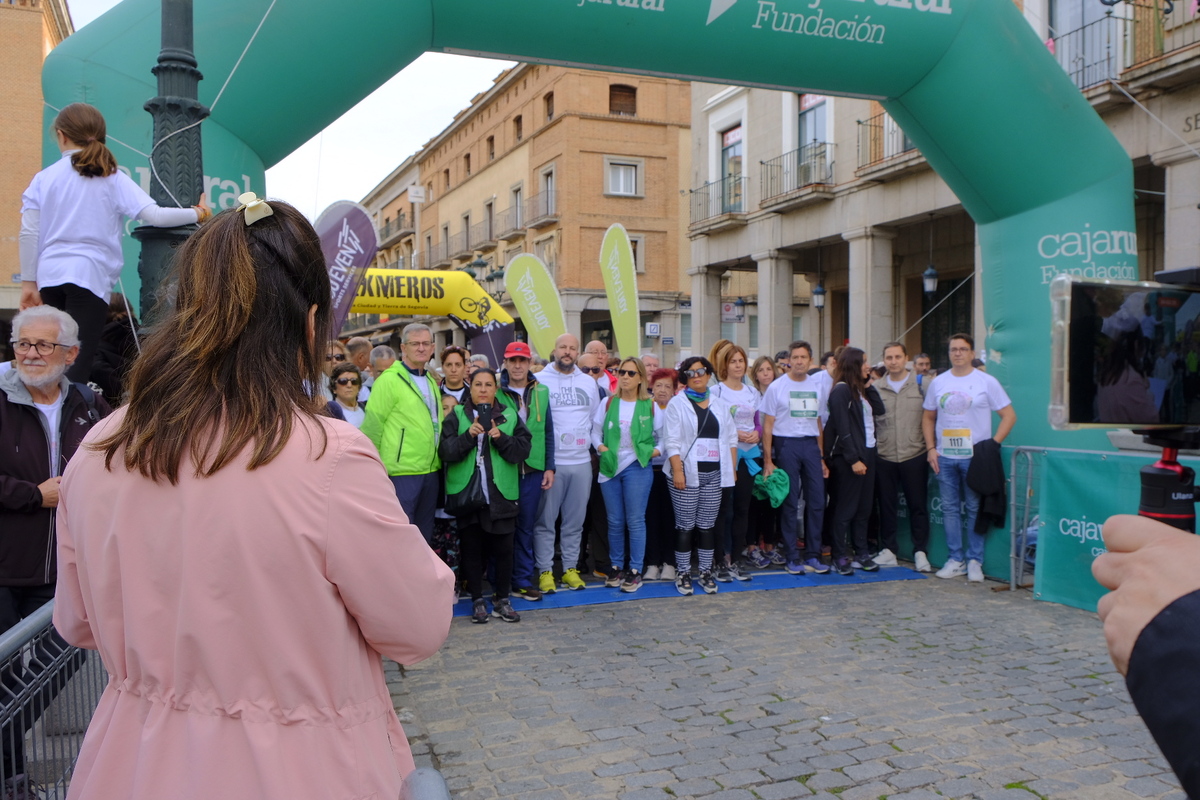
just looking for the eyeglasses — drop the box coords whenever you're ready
[580,366,603,375]
[949,347,971,354]
[335,378,361,386]
[617,369,639,378]
[325,353,346,362]
[11,340,69,356]
[405,340,434,349]
[682,368,710,379]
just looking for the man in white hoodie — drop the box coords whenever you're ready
[533,334,602,592]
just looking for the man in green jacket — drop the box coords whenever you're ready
[362,323,442,543]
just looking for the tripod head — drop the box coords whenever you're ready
[1133,428,1200,532]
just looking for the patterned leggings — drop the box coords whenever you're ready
[668,469,723,530]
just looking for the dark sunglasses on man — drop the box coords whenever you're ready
[580,366,603,375]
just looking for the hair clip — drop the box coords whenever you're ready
[236,191,274,226]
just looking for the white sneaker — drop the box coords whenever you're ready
[936,559,966,579]
[914,551,932,573]
[643,564,661,581]
[659,564,677,582]
[873,548,899,566]
[967,560,984,582]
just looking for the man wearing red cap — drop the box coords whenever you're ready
[498,341,556,601]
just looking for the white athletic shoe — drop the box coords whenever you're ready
[659,564,677,582]
[914,551,932,573]
[967,560,985,582]
[873,548,899,566]
[643,564,661,581]
[936,559,966,579]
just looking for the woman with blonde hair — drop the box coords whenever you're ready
[747,354,783,567]
[54,195,454,799]
[592,357,660,593]
[711,343,760,581]
[19,102,210,382]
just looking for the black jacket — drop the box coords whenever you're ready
[966,438,1006,533]
[1126,588,1200,798]
[823,383,885,465]
[0,370,112,586]
[438,405,532,523]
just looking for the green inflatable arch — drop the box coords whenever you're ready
[42,0,1132,450]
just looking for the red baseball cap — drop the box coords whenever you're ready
[503,342,533,359]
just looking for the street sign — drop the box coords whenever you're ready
[645,322,661,338]
[662,337,675,345]
[407,185,425,203]
[721,302,744,323]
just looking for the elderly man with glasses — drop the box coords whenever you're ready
[362,323,443,543]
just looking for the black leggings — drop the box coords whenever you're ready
[459,524,514,601]
[40,283,108,384]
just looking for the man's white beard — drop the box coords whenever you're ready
[16,359,67,390]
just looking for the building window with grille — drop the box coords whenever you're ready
[487,135,495,161]
[604,156,643,197]
[544,92,555,122]
[609,85,637,116]
[443,168,450,189]
[464,153,471,176]
[514,115,523,142]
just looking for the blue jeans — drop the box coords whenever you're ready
[936,456,984,563]
[512,471,544,589]
[599,461,653,574]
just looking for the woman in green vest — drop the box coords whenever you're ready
[439,368,532,624]
[591,357,660,594]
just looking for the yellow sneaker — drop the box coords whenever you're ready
[562,568,586,591]
[538,570,557,595]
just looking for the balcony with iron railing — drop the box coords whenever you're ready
[378,213,413,248]
[494,205,525,241]
[856,112,926,181]
[760,142,835,213]
[469,218,497,251]
[688,175,748,235]
[448,230,472,261]
[1119,1,1200,89]
[428,240,450,268]
[524,191,558,229]
[1050,12,1137,93]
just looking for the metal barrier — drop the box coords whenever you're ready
[1007,447,1043,592]
[0,600,106,800]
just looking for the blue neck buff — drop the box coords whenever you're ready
[685,387,709,403]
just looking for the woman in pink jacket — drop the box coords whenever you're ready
[53,194,455,800]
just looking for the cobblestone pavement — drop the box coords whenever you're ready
[385,577,1183,800]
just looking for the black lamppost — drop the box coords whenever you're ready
[131,0,209,324]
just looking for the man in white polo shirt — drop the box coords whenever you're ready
[761,340,832,575]
[922,333,1017,582]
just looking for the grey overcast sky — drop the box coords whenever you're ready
[65,0,515,221]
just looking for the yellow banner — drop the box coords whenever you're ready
[351,269,514,327]
[599,224,641,359]
[505,254,567,360]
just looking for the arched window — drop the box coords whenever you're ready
[609,84,637,116]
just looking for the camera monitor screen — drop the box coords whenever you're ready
[1059,279,1200,427]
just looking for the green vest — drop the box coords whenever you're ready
[598,397,656,478]
[445,405,519,501]
[498,381,550,471]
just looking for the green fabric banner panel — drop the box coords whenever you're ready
[505,254,567,360]
[599,225,641,361]
[1033,449,1200,612]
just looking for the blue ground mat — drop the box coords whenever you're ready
[452,566,927,617]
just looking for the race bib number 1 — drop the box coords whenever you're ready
[940,428,973,458]
[789,391,818,418]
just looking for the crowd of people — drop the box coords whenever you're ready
[342,321,1018,624]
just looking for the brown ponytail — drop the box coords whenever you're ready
[93,199,334,483]
[53,103,118,178]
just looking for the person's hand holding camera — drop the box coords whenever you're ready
[1093,514,1200,674]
